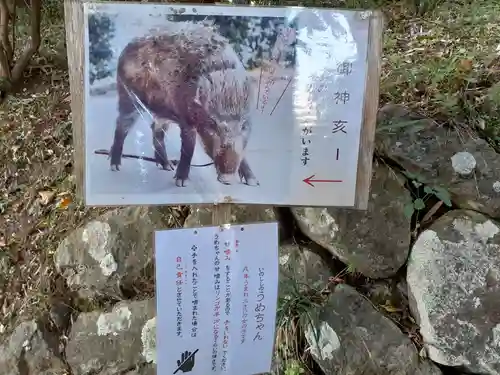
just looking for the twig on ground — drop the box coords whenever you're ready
[93,149,214,168]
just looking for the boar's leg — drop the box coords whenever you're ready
[151,121,175,171]
[110,111,138,171]
[110,86,139,171]
[174,125,197,187]
[238,158,259,186]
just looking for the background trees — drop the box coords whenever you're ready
[168,14,297,70]
[88,12,116,84]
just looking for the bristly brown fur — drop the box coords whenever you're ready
[110,21,259,187]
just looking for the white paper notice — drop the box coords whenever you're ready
[155,222,279,375]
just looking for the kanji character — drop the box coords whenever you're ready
[332,120,348,134]
[337,61,353,75]
[334,91,350,104]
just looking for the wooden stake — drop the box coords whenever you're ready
[212,203,232,226]
[354,10,384,210]
[64,0,88,199]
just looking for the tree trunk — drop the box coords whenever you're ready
[0,0,41,99]
[0,0,12,86]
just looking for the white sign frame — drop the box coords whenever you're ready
[65,1,382,209]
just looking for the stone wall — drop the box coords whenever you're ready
[2,105,499,375]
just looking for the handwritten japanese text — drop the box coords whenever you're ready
[212,234,221,371]
[240,266,250,344]
[253,268,266,342]
[176,256,183,337]
[191,245,199,338]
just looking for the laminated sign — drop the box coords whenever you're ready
[79,2,382,208]
[155,222,279,375]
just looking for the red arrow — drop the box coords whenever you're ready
[303,175,343,187]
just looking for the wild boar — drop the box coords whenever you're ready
[109,21,258,187]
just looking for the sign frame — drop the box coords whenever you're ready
[65,0,383,210]
[153,220,280,375]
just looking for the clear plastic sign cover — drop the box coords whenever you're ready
[155,222,279,375]
[83,3,371,206]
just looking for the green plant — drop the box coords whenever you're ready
[275,258,327,375]
[346,262,358,275]
[284,359,306,375]
[380,0,500,138]
[413,0,447,15]
[402,171,452,219]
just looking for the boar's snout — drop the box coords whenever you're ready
[215,145,241,176]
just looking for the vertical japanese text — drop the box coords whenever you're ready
[240,266,250,344]
[176,256,183,337]
[253,268,266,342]
[191,245,199,338]
[212,234,221,371]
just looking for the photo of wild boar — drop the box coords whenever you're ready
[84,3,371,206]
[111,21,258,188]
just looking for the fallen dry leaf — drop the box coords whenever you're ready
[421,200,444,225]
[57,196,72,209]
[459,58,473,72]
[380,302,403,313]
[38,190,56,206]
[57,196,71,210]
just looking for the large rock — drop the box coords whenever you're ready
[407,209,500,374]
[0,319,67,375]
[122,365,156,375]
[292,161,411,279]
[279,242,332,293]
[54,207,171,300]
[65,298,156,375]
[305,284,441,375]
[376,104,500,217]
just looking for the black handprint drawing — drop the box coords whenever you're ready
[173,349,199,374]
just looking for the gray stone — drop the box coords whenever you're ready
[305,284,441,375]
[451,151,476,177]
[493,181,500,193]
[414,361,443,375]
[292,161,412,279]
[54,206,171,300]
[407,209,500,374]
[376,103,500,217]
[65,299,156,375]
[0,319,67,375]
[122,365,156,375]
[279,242,332,293]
